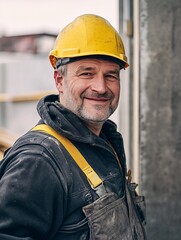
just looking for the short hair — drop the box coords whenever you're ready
[56,65,67,76]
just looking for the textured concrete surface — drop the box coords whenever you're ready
[140,0,181,239]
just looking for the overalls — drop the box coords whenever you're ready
[33,125,146,240]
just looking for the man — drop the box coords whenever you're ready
[0,14,146,239]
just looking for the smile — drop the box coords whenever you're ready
[84,97,110,103]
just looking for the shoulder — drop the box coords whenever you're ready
[1,130,69,190]
[0,130,67,237]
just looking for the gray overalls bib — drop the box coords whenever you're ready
[83,182,146,240]
[32,124,146,240]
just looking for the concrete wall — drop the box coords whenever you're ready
[140,0,181,239]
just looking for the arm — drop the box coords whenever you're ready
[0,144,66,239]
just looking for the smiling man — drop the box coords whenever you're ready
[55,58,121,135]
[0,14,146,240]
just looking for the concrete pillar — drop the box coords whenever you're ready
[140,0,181,239]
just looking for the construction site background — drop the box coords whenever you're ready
[0,1,181,240]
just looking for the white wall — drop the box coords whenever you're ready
[0,57,55,136]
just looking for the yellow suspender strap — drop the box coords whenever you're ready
[31,124,102,188]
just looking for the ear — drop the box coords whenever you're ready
[54,70,63,93]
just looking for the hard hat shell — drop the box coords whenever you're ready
[49,14,129,69]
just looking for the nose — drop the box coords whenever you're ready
[91,74,107,94]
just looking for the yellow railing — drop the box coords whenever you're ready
[0,128,17,160]
[0,90,57,159]
[0,90,57,103]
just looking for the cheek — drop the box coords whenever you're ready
[69,79,89,96]
[110,82,120,98]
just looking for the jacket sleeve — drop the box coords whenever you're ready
[0,143,66,240]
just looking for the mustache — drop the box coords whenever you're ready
[81,91,114,99]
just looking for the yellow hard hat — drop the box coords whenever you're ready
[49,14,129,69]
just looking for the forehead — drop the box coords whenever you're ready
[67,58,120,71]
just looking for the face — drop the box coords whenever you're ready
[54,58,121,127]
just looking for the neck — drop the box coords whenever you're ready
[85,121,103,136]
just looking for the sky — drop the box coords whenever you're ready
[0,0,119,36]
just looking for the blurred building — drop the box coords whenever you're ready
[0,32,57,149]
[0,33,56,54]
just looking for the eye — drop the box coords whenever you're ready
[79,72,94,78]
[81,72,92,75]
[105,74,119,81]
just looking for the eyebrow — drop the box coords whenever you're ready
[107,69,120,75]
[76,66,120,75]
[76,66,95,74]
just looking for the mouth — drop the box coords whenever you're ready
[84,97,110,104]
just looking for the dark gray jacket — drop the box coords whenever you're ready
[0,95,127,239]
